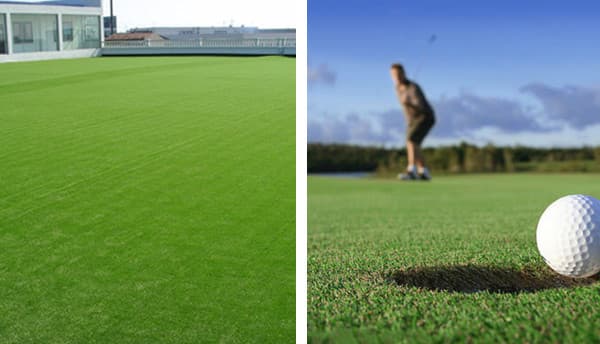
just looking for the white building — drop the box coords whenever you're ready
[0,0,102,62]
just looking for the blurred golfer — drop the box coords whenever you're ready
[390,63,435,180]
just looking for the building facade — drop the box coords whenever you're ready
[0,0,102,62]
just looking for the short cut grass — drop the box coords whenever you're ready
[309,174,600,343]
[0,56,295,344]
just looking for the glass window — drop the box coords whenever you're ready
[13,22,33,43]
[62,15,100,50]
[0,14,6,54]
[12,14,58,53]
[63,21,73,42]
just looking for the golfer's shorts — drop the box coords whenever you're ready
[407,114,435,145]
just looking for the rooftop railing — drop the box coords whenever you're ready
[103,38,296,49]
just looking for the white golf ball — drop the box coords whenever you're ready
[536,194,600,278]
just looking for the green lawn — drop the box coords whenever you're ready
[0,56,295,343]
[308,174,600,343]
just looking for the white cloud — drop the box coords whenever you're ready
[308,83,600,147]
[308,64,336,86]
[461,124,600,147]
[521,83,600,129]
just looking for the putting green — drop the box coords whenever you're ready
[309,174,600,343]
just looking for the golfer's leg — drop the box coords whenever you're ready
[399,140,418,180]
[414,144,425,168]
[414,143,432,180]
[406,140,415,168]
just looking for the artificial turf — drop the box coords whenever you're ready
[308,174,600,343]
[0,56,295,343]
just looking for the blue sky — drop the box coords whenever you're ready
[308,0,600,147]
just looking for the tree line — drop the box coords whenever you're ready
[308,143,600,174]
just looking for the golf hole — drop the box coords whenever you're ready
[389,265,599,293]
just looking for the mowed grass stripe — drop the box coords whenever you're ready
[0,57,288,162]
[0,96,229,214]
[0,56,294,343]
[0,57,258,90]
[2,98,290,224]
[0,58,286,211]
[0,58,264,155]
[0,59,250,155]
[3,137,202,223]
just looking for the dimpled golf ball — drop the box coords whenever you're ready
[536,194,600,278]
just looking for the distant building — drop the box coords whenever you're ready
[0,0,102,62]
[104,31,168,48]
[245,28,296,40]
[106,32,166,42]
[129,26,295,41]
[103,15,115,37]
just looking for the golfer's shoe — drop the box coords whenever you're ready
[418,168,432,181]
[418,172,432,181]
[398,170,418,180]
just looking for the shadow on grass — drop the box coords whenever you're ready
[389,265,599,293]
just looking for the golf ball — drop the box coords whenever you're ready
[536,194,600,278]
